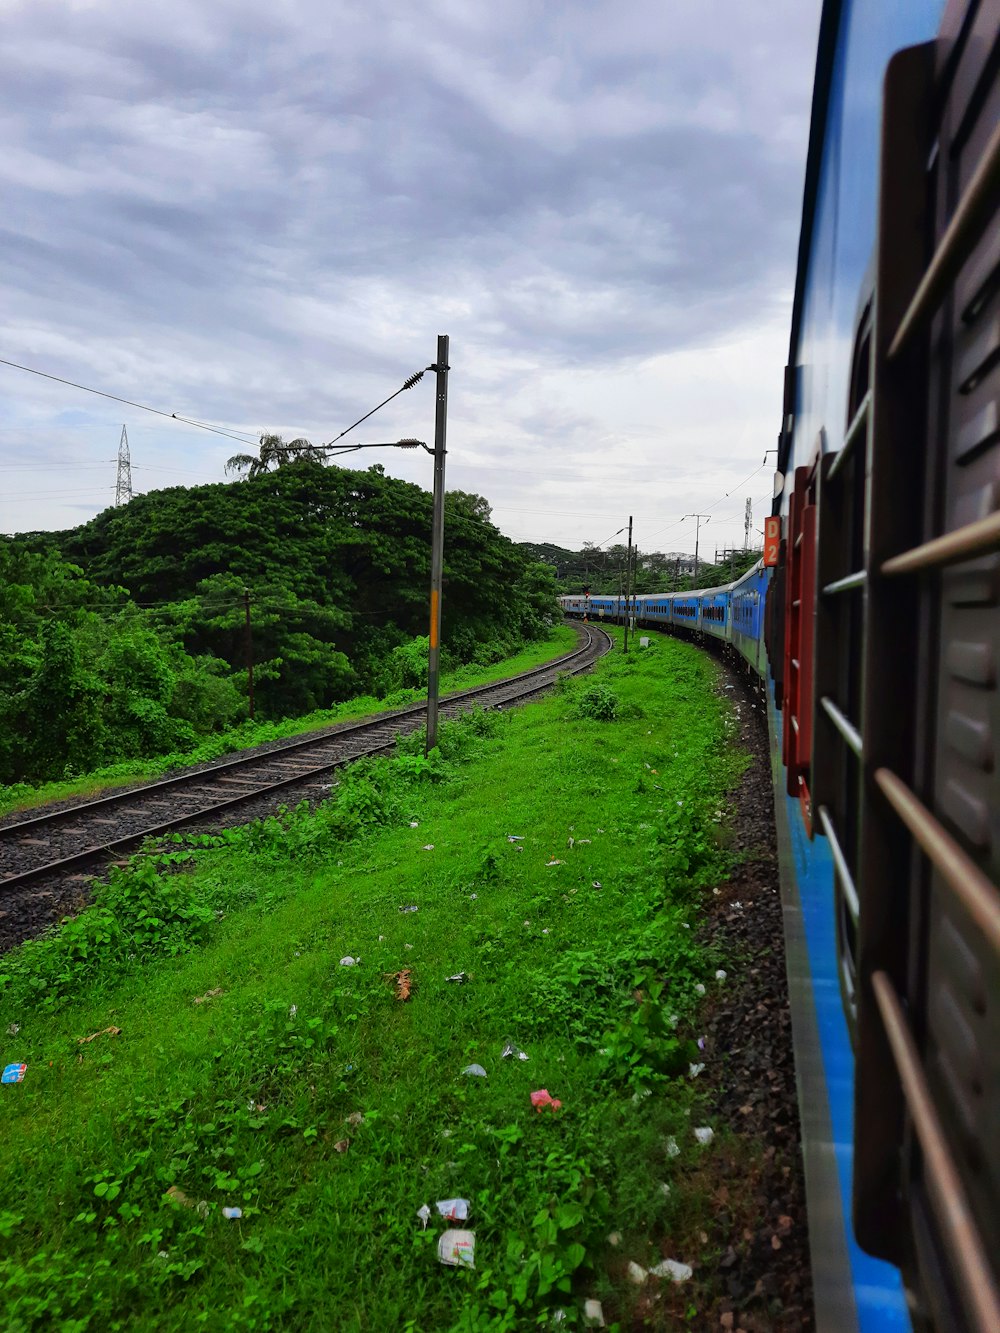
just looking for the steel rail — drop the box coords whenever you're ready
[0,625,612,893]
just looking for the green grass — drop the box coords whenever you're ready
[0,625,579,818]
[0,630,749,1331]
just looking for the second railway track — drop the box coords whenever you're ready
[0,623,612,899]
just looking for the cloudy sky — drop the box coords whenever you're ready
[1,0,820,559]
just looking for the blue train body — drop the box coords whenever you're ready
[563,2,999,1328]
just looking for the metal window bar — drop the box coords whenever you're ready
[874,768,1000,955]
[881,509,1000,576]
[888,118,1000,361]
[823,570,868,595]
[817,805,860,923]
[828,391,872,481]
[820,696,864,759]
[871,971,1000,1333]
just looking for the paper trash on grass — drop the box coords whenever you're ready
[193,988,223,1004]
[344,1111,364,1126]
[386,969,413,1001]
[694,1126,714,1145]
[650,1258,692,1282]
[688,1063,705,1078]
[665,1136,680,1157]
[399,905,419,913]
[445,973,467,983]
[436,1198,470,1221]
[627,1261,648,1285]
[506,834,524,842]
[2,1064,26,1084]
[339,956,358,967]
[222,1207,243,1220]
[78,1026,122,1045]
[583,1298,606,1327]
[421,845,435,851]
[417,1204,431,1230]
[545,859,565,867]
[530,1089,562,1112]
[437,1229,475,1268]
[461,1064,487,1078]
[501,1040,529,1061]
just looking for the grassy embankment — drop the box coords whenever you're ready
[0,625,579,818]
[0,629,748,1331]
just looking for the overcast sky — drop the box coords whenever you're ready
[1,0,820,559]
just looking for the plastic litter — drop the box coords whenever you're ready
[583,1299,606,1327]
[545,859,564,867]
[461,1064,487,1078]
[469,893,478,900]
[660,1182,671,1196]
[340,956,358,967]
[627,1261,648,1285]
[506,834,524,842]
[2,1063,26,1084]
[607,1231,621,1247]
[445,972,467,983]
[530,1089,562,1112]
[688,1063,705,1078]
[165,1186,208,1217]
[650,1258,692,1281]
[592,881,602,889]
[694,1126,714,1145]
[665,1136,680,1157]
[247,1099,268,1113]
[438,1229,475,1268]
[6,1024,19,1036]
[694,982,706,996]
[697,1036,706,1050]
[436,1198,470,1221]
[193,988,223,1004]
[345,1111,364,1126]
[77,1026,122,1044]
[399,905,419,913]
[417,1204,431,1230]
[404,943,413,949]
[421,844,434,851]
[222,1207,243,1220]
[409,820,419,828]
[500,1040,529,1061]
[715,969,728,982]
[288,1005,297,1018]
[333,1138,350,1153]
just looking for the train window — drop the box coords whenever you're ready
[782,460,818,828]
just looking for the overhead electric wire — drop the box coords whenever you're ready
[321,368,428,449]
[0,355,260,444]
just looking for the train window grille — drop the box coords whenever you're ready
[849,25,1000,1329]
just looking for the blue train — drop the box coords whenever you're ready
[564,1,998,1329]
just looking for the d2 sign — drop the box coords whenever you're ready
[763,516,781,567]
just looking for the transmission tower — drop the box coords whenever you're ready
[744,496,752,549]
[114,424,133,506]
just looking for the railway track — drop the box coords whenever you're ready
[0,623,612,901]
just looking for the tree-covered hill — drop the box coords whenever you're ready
[2,462,559,784]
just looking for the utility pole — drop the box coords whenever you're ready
[684,513,710,587]
[243,588,255,720]
[744,496,752,551]
[426,334,449,755]
[623,515,633,652]
[114,424,133,505]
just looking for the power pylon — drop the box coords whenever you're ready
[115,425,133,506]
[744,496,752,550]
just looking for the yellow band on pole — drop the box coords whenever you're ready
[430,588,440,648]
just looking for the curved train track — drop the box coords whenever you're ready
[0,624,612,910]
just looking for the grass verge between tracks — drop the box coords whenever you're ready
[0,624,580,818]
[0,630,750,1331]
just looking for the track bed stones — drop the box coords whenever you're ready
[688,664,813,1330]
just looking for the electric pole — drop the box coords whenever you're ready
[243,588,255,720]
[624,515,633,652]
[114,425,133,505]
[425,334,449,755]
[683,514,710,586]
[744,497,752,551]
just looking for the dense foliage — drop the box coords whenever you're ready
[517,540,761,595]
[2,461,559,785]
